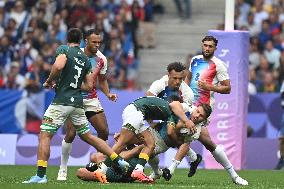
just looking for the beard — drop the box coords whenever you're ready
[202,51,213,59]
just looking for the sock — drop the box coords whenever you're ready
[104,156,113,167]
[37,160,47,178]
[60,140,72,170]
[98,162,108,174]
[212,145,238,179]
[134,164,144,172]
[168,159,181,175]
[187,148,197,162]
[137,153,149,167]
[148,156,160,175]
[110,152,118,161]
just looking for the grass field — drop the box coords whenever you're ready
[0,165,283,189]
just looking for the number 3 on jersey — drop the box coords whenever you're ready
[195,73,200,81]
[70,65,82,88]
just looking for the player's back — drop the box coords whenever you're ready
[132,96,173,120]
[52,45,91,108]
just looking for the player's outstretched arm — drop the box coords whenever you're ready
[169,101,196,134]
[98,74,117,101]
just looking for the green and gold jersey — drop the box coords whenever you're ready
[52,45,92,108]
[132,96,178,123]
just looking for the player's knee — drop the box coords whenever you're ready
[64,130,76,143]
[97,127,109,141]
[76,168,89,180]
[202,138,216,152]
[76,168,84,179]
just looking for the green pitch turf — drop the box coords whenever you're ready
[0,165,283,189]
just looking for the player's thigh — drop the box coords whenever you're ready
[88,112,108,133]
[64,118,76,142]
[122,104,145,135]
[148,127,169,156]
[198,127,216,152]
[70,107,90,135]
[41,105,72,134]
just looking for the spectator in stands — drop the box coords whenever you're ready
[251,0,269,27]
[4,61,25,90]
[249,38,261,69]
[7,0,29,31]
[68,0,96,30]
[258,71,279,92]
[258,19,272,50]
[248,67,257,95]
[264,39,281,71]
[245,12,261,36]
[235,0,251,27]
[25,56,46,93]
[0,67,5,88]
[0,35,14,70]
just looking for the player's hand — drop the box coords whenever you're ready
[114,133,120,141]
[198,80,211,91]
[43,81,56,89]
[107,93,117,102]
[184,120,196,134]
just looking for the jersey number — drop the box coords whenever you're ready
[195,73,200,81]
[70,65,82,88]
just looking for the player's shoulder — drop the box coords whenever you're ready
[211,56,228,68]
[56,44,68,51]
[192,55,203,61]
[96,50,107,63]
[180,81,192,91]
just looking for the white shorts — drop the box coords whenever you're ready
[41,104,89,134]
[148,127,169,156]
[122,104,147,134]
[83,98,104,113]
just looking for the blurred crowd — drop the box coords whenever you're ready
[0,0,157,91]
[235,0,284,94]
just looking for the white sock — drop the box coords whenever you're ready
[98,162,108,174]
[168,159,181,175]
[60,140,72,170]
[134,164,144,172]
[187,148,197,162]
[212,145,238,179]
[148,156,160,175]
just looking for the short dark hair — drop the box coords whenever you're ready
[67,28,82,44]
[168,95,182,103]
[200,103,212,118]
[167,62,186,73]
[202,36,218,46]
[85,28,101,39]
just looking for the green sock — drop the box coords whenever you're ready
[37,166,46,178]
[104,156,113,167]
[136,158,147,167]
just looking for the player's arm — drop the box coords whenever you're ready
[167,122,184,146]
[81,72,93,91]
[146,91,155,96]
[43,54,67,88]
[169,101,196,134]
[98,74,117,101]
[119,145,144,160]
[184,71,192,85]
[198,79,231,94]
